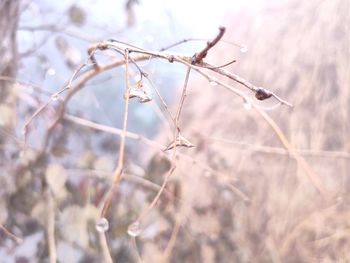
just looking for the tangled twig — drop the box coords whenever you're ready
[23,27,327,249]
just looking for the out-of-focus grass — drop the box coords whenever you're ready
[164,0,350,262]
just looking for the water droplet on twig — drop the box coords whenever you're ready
[47,68,56,76]
[240,45,248,53]
[51,94,59,101]
[127,221,141,237]
[243,102,252,110]
[96,217,109,233]
[209,81,218,86]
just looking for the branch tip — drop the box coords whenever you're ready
[192,26,226,64]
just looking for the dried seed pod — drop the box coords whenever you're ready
[124,88,152,103]
[165,134,195,151]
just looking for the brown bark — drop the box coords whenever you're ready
[0,0,19,128]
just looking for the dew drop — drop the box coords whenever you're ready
[51,94,59,101]
[47,68,56,76]
[240,45,248,53]
[209,81,218,86]
[96,217,109,233]
[127,221,141,237]
[243,102,252,110]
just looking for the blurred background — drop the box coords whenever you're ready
[0,0,349,262]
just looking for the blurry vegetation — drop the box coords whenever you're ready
[0,0,349,262]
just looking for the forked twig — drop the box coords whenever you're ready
[26,28,292,154]
[192,27,226,65]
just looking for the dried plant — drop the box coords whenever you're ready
[2,0,349,262]
[20,24,332,262]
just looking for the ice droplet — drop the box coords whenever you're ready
[47,68,56,76]
[127,221,141,237]
[240,45,248,53]
[209,81,218,86]
[96,217,109,233]
[51,94,59,101]
[243,102,252,110]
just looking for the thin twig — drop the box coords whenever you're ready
[23,100,51,149]
[202,135,350,159]
[160,37,245,51]
[39,54,150,154]
[19,24,99,42]
[175,67,191,128]
[203,61,293,107]
[23,49,98,151]
[50,48,98,100]
[136,166,176,223]
[162,213,182,262]
[33,38,292,156]
[140,67,191,219]
[63,114,236,182]
[206,59,236,69]
[134,64,192,237]
[192,26,226,64]
[175,59,327,198]
[145,76,176,127]
[0,224,22,244]
[47,191,57,263]
[28,33,300,228]
[100,49,132,218]
[130,237,143,263]
[99,232,113,263]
